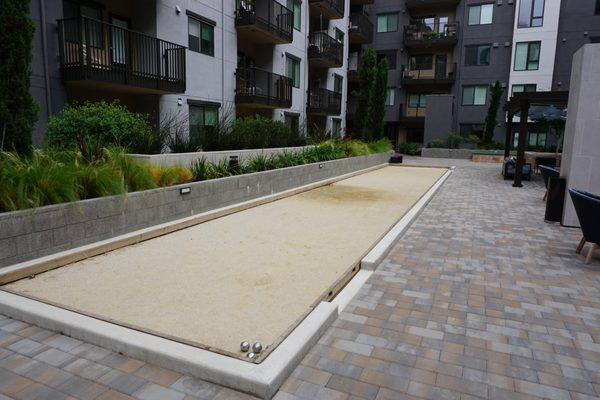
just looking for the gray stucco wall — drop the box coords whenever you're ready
[424,95,454,145]
[0,153,390,268]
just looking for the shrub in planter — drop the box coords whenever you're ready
[447,134,463,149]
[428,139,445,148]
[214,115,302,150]
[45,101,153,161]
[398,142,420,155]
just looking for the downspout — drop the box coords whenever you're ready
[221,0,225,107]
[39,0,52,120]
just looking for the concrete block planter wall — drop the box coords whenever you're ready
[0,153,390,268]
[420,148,477,159]
[129,146,311,167]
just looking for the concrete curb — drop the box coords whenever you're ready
[361,168,453,270]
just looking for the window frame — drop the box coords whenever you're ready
[408,93,427,108]
[331,119,341,139]
[284,113,300,134]
[287,0,301,31]
[286,55,300,88]
[333,74,343,94]
[464,44,491,66]
[409,54,433,70]
[462,85,488,106]
[511,83,537,95]
[385,87,395,106]
[514,41,540,71]
[376,12,399,33]
[189,103,220,141]
[518,0,545,28]
[468,3,494,26]
[188,14,215,57]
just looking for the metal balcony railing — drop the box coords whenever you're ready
[349,13,373,44]
[307,87,342,115]
[309,0,344,19]
[235,0,293,43]
[401,62,456,83]
[308,31,343,68]
[57,17,186,93]
[236,67,292,108]
[403,21,458,45]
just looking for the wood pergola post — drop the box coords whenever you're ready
[504,114,513,159]
[513,101,530,188]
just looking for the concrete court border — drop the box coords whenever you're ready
[0,164,453,399]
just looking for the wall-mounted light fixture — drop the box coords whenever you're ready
[180,187,191,195]
[176,5,182,14]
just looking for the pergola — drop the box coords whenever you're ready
[503,91,569,187]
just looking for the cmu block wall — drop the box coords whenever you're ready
[0,154,390,268]
[420,148,476,159]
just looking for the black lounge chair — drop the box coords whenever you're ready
[535,156,557,174]
[569,189,600,264]
[540,165,560,201]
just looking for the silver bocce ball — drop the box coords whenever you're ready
[240,341,250,353]
[252,342,263,354]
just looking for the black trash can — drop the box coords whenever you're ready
[390,154,403,163]
[545,177,566,223]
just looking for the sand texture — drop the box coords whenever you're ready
[4,166,445,357]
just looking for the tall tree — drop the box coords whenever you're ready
[368,57,388,140]
[0,0,38,154]
[483,80,503,146]
[354,49,376,140]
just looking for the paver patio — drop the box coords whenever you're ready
[1,158,598,400]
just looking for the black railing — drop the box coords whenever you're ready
[309,0,344,18]
[401,62,456,82]
[57,17,186,93]
[235,0,293,43]
[308,32,343,67]
[349,13,373,44]
[235,67,292,108]
[307,87,342,115]
[403,21,458,44]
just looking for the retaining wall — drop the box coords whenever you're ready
[129,146,311,167]
[0,153,390,268]
[420,148,478,159]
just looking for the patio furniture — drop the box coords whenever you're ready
[568,189,600,264]
[502,158,531,181]
[535,156,557,173]
[540,165,560,200]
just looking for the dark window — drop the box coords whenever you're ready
[377,50,397,69]
[518,0,544,27]
[512,84,537,95]
[189,104,219,141]
[331,119,341,138]
[335,28,344,43]
[514,41,540,71]
[334,74,343,93]
[406,128,424,143]
[462,86,487,106]
[377,13,398,32]
[285,114,299,134]
[286,55,300,88]
[409,54,433,70]
[591,36,600,43]
[408,93,427,107]
[465,44,491,66]
[287,0,301,30]
[189,17,214,56]
[468,4,493,25]
[596,0,600,14]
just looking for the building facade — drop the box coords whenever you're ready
[358,0,600,147]
[29,0,358,146]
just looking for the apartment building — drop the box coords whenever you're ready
[361,0,600,147]
[29,0,351,146]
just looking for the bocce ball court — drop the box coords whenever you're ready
[2,165,446,362]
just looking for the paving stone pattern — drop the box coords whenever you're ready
[1,158,598,399]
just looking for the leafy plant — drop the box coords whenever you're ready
[428,139,445,148]
[398,142,420,155]
[447,134,463,149]
[45,101,153,162]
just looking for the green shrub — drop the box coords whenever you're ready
[398,142,420,155]
[45,101,153,161]
[428,139,445,148]
[101,148,156,192]
[447,134,463,149]
[367,139,393,154]
[467,134,481,147]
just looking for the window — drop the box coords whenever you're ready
[285,114,299,134]
[597,0,600,14]
[465,44,491,66]
[512,84,537,94]
[462,86,487,105]
[334,74,343,94]
[408,93,427,108]
[386,88,395,106]
[189,104,219,140]
[468,4,493,25]
[331,119,341,138]
[377,50,397,69]
[514,41,540,71]
[377,13,398,33]
[335,28,344,43]
[409,54,433,70]
[518,0,544,27]
[287,0,301,30]
[528,132,547,147]
[188,16,214,56]
[286,55,300,88]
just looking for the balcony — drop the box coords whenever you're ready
[308,32,343,68]
[57,17,186,94]
[403,22,458,49]
[401,63,456,87]
[307,88,342,115]
[309,0,344,20]
[235,67,292,109]
[349,13,373,44]
[405,0,460,11]
[350,0,373,6]
[235,0,293,44]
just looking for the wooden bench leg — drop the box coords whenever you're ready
[585,243,599,264]
[577,237,586,254]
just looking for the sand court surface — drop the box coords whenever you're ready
[3,166,446,360]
